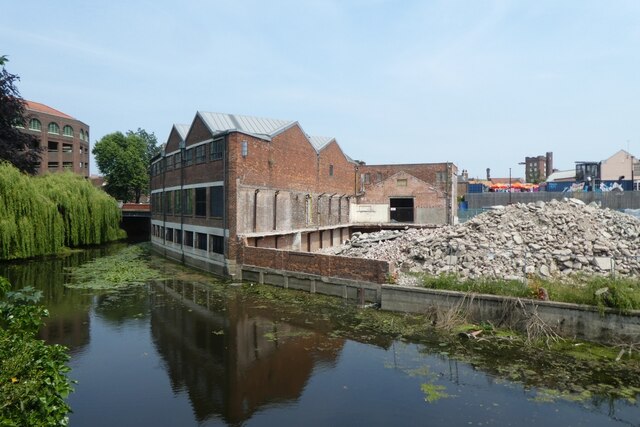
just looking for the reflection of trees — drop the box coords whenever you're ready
[0,249,110,353]
[151,280,345,425]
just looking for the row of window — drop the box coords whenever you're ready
[151,186,224,218]
[151,139,224,176]
[152,225,224,254]
[26,119,89,140]
[37,161,88,170]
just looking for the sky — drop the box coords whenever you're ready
[2,0,639,179]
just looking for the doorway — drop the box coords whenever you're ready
[390,198,414,222]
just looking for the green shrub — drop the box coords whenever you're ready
[0,277,73,426]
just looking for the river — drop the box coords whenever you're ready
[1,243,639,426]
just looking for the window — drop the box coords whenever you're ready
[62,143,73,153]
[48,122,60,134]
[48,141,58,152]
[183,189,193,215]
[397,179,408,187]
[79,162,83,169]
[166,228,174,242]
[80,130,85,141]
[376,172,383,182]
[329,164,334,176]
[166,154,174,170]
[175,229,182,244]
[174,190,181,214]
[241,140,248,157]
[184,231,193,247]
[210,186,224,218]
[209,235,224,254]
[165,191,173,215]
[85,131,89,141]
[48,162,58,169]
[195,188,206,216]
[195,145,206,163]
[196,233,207,250]
[29,119,41,131]
[210,139,224,160]
[363,173,370,184]
[63,125,73,137]
[175,151,182,168]
[185,148,193,166]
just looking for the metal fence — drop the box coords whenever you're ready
[465,191,640,210]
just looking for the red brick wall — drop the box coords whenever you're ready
[241,246,391,284]
[164,126,183,154]
[317,141,357,195]
[359,171,444,208]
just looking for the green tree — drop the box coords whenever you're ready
[0,55,42,174]
[93,130,158,203]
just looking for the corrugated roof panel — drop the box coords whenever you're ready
[174,124,190,140]
[309,135,334,151]
[199,112,294,137]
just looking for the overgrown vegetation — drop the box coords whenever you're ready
[65,244,163,290]
[0,162,125,260]
[418,273,640,312]
[0,277,73,426]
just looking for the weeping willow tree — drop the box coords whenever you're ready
[0,162,126,260]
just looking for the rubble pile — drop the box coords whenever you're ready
[329,199,640,283]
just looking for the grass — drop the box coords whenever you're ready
[418,274,640,312]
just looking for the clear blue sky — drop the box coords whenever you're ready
[3,0,639,179]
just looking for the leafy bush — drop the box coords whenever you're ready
[0,277,73,426]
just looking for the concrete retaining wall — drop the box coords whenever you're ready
[241,265,381,303]
[382,285,640,343]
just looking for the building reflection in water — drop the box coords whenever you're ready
[151,279,345,425]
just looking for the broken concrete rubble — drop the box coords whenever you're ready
[326,198,640,284]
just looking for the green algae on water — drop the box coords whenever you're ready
[65,244,163,290]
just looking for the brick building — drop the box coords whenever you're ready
[150,111,458,277]
[355,163,457,224]
[19,101,90,177]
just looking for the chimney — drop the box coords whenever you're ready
[486,168,491,181]
[545,152,553,178]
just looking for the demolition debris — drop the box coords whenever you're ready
[327,199,640,283]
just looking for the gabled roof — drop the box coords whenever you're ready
[173,124,190,141]
[308,135,335,151]
[197,112,296,140]
[25,100,75,119]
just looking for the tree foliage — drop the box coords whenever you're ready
[0,162,125,260]
[0,277,73,426]
[93,129,159,203]
[0,55,42,174]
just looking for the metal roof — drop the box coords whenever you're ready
[546,170,575,182]
[174,124,190,140]
[198,112,295,139]
[308,135,334,151]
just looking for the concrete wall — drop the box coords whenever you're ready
[382,285,640,344]
[241,266,381,304]
[466,191,640,210]
[350,203,389,223]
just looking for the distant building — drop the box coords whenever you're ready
[19,101,90,177]
[523,152,553,183]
